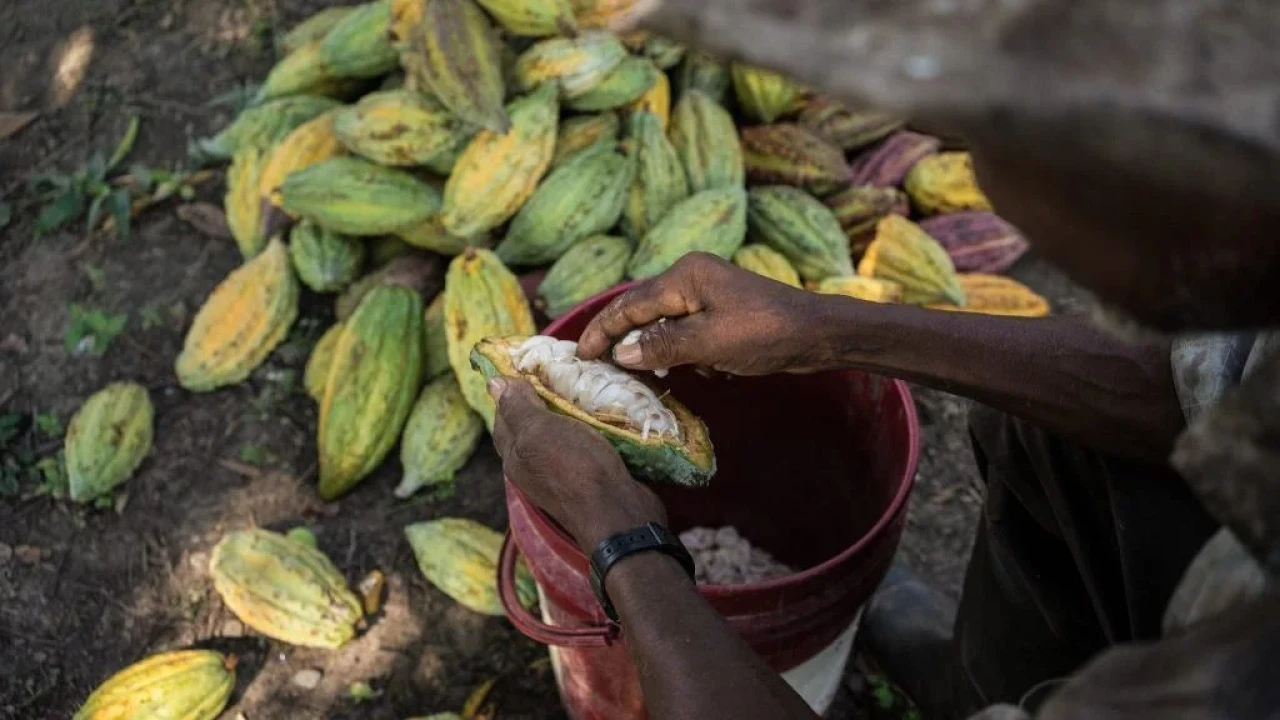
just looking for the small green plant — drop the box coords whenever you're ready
[80,263,108,293]
[35,412,63,438]
[30,116,139,240]
[238,444,267,466]
[348,681,376,703]
[0,414,21,447]
[140,305,165,330]
[65,304,128,356]
[34,453,69,498]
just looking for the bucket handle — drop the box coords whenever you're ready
[499,530,620,647]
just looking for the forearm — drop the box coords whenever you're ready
[607,553,817,720]
[808,297,1183,462]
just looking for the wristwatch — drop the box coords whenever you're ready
[589,522,696,624]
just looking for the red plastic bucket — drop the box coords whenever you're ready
[497,284,919,719]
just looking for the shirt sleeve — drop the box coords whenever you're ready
[1169,333,1256,423]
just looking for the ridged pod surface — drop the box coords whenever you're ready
[669,90,743,193]
[333,90,476,173]
[515,31,627,99]
[628,187,747,279]
[903,152,994,215]
[74,650,234,720]
[409,0,509,132]
[443,249,536,428]
[675,51,729,104]
[176,238,299,391]
[319,0,400,78]
[305,322,344,401]
[318,285,424,499]
[918,211,1028,273]
[640,35,684,70]
[848,131,941,188]
[551,113,619,167]
[258,111,346,208]
[280,5,359,55]
[797,96,903,152]
[927,274,1049,317]
[731,64,802,123]
[194,95,339,160]
[621,111,689,242]
[814,275,903,303]
[537,234,632,318]
[747,185,854,282]
[741,123,851,195]
[396,376,484,498]
[422,293,452,379]
[404,517,537,615]
[498,144,635,266]
[289,220,365,293]
[210,528,364,647]
[566,56,659,112]
[335,253,443,320]
[824,185,911,254]
[441,84,559,238]
[397,217,473,255]
[255,41,343,103]
[625,70,670,131]
[279,156,442,235]
[570,0,642,29]
[859,215,966,306]
[732,244,801,288]
[476,0,575,36]
[65,382,153,504]
[225,148,268,258]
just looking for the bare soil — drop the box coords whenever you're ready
[0,2,1086,717]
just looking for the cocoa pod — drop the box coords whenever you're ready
[621,110,689,242]
[747,185,853,282]
[847,131,941,188]
[396,375,484,498]
[824,185,911,255]
[927,274,1050,317]
[279,156,443,236]
[570,0,642,29]
[732,244,801,288]
[813,275,902,303]
[280,6,359,56]
[741,123,851,195]
[730,64,802,124]
[193,95,339,161]
[335,252,443,321]
[551,113,619,167]
[628,187,747,279]
[859,215,965,306]
[74,649,234,720]
[408,0,509,132]
[404,517,537,615]
[422,293,452,380]
[797,95,903,152]
[537,234,632,318]
[903,151,994,215]
[305,322,344,402]
[918,211,1028,273]
[514,31,628,99]
[332,90,476,174]
[289,220,365,293]
[65,382,154,504]
[566,56,660,112]
[319,0,400,78]
[475,0,575,36]
[670,90,743,193]
[225,148,268,258]
[675,50,730,105]
[625,69,670,131]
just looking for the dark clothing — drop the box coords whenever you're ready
[950,404,1219,717]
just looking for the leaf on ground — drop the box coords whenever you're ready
[462,677,498,719]
[176,202,233,239]
[35,188,85,237]
[218,458,263,479]
[108,116,141,172]
[107,188,132,240]
[0,111,38,141]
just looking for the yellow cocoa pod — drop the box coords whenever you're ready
[65,382,154,504]
[551,112,619,167]
[210,528,364,647]
[396,375,484,498]
[279,156,442,236]
[814,275,903,303]
[441,84,559,238]
[289,220,366,293]
[225,147,268,258]
[621,110,689,242]
[422,293,452,380]
[255,40,346,103]
[176,238,299,391]
[333,90,477,174]
[476,0,576,36]
[404,517,537,615]
[730,63,803,123]
[732,244,801,288]
[926,274,1050,317]
[319,285,424,499]
[569,0,641,28]
[566,56,659,112]
[514,31,627,99]
[408,0,509,132]
[625,69,670,131]
[74,649,234,720]
[903,152,993,215]
[280,5,360,55]
[305,322,344,401]
[628,187,748,279]
[443,249,536,429]
[258,111,346,209]
[319,0,400,78]
[389,0,424,47]
[859,215,966,306]
[670,90,744,193]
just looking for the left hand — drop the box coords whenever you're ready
[489,377,667,553]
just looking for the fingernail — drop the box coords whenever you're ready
[488,377,507,400]
[614,341,642,366]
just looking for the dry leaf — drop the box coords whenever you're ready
[218,459,263,479]
[176,202,233,239]
[0,111,38,141]
[461,677,498,719]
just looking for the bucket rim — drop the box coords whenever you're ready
[531,282,921,595]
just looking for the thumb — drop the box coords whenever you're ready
[612,315,713,370]
[489,377,548,458]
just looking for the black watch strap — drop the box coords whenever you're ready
[589,522,696,623]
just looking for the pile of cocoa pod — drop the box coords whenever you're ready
[69,0,1052,714]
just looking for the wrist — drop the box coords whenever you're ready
[806,292,891,369]
[569,474,667,554]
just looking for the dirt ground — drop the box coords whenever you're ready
[0,2,1087,718]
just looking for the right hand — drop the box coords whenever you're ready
[576,253,828,376]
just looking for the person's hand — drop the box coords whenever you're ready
[489,377,666,553]
[576,252,829,375]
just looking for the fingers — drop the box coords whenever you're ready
[488,378,547,459]
[612,313,717,370]
[577,261,705,360]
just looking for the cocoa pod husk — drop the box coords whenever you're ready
[741,123,850,195]
[847,131,941,188]
[797,95,903,152]
[918,211,1029,273]
[824,185,910,256]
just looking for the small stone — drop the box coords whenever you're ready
[0,543,12,565]
[292,669,322,690]
[221,619,244,637]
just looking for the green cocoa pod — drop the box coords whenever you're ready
[628,187,747,279]
[289,220,366,293]
[279,157,443,236]
[621,111,689,242]
[641,35,684,70]
[318,285,424,499]
[497,143,635,266]
[333,90,477,174]
[732,244,801,287]
[514,31,627,99]
[747,185,854,282]
[404,517,537,615]
[669,90,743,193]
[551,113,620,167]
[422,293,451,380]
[305,322,344,402]
[537,234,631,318]
[675,51,730,104]
[566,56,659,112]
[65,382,154,504]
[74,650,234,720]
[319,0,400,78]
[396,375,484,498]
[193,96,340,161]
